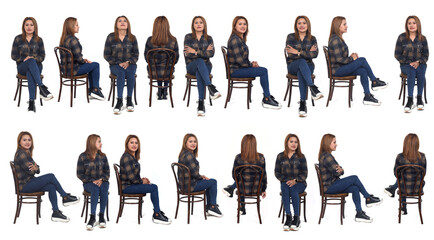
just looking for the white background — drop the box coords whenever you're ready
[1,0,432,238]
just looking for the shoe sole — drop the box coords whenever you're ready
[363,101,381,106]
[290,225,300,231]
[51,217,70,223]
[127,107,134,112]
[383,189,394,198]
[299,112,307,118]
[197,111,205,117]
[371,84,388,91]
[90,94,105,101]
[152,219,172,225]
[63,198,80,207]
[366,199,383,208]
[311,93,324,101]
[210,93,222,100]
[417,105,424,111]
[262,103,282,110]
[222,189,233,198]
[40,95,54,101]
[98,222,106,228]
[206,211,223,218]
[283,226,290,231]
[86,224,95,231]
[113,107,125,115]
[355,217,373,223]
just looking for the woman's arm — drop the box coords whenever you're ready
[35,38,45,63]
[274,153,289,182]
[181,152,202,180]
[394,34,408,64]
[130,36,139,65]
[419,37,429,64]
[103,34,117,65]
[297,156,308,183]
[11,36,24,63]
[198,36,215,59]
[173,39,179,64]
[228,35,252,68]
[300,36,318,60]
[329,36,353,64]
[69,37,85,64]
[323,153,343,177]
[102,156,110,181]
[120,155,142,184]
[76,154,92,183]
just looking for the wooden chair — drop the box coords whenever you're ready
[323,46,357,108]
[234,165,264,224]
[14,74,43,107]
[113,164,146,224]
[183,73,213,107]
[145,48,177,108]
[10,161,44,224]
[314,164,348,225]
[278,191,307,223]
[221,46,256,109]
[398,73,427,106]
[395,164,425,224]
[80,190,110,223]
[108,73,138,107]
[171,163,207,224]
[54,46,89,107]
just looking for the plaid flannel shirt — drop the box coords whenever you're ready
[319,152,344,192]
[184,33,214,67]
[227,33,252,74]
[76,152,110,183]
[178,150,202,193]
[232,154,267,194]
[328,34,353,75]
[120,152,142,191]
[395,33,429,65]
[394,153,426,195]
[104,33,139,65]
[144,36,179,79]
[60,35,85,76]
[285,33,318,66]
[11,35,45,65]
[274,152,308,186]
[13,149,40,191]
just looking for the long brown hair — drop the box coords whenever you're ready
[179,133,198,158]
[241,134,259,163]
[17,131,34,157]
[283,134,304,158]
[124,135,141,160]
[21,17,39,42]
[329,16,346,42]
[151,16,176,45]
[60,17,77,45]
[402,133,422,162]
[318,134,336,160]
[405,16,424,41]
[191,16,209,40]
[85,134,105,160]
[231,16,248,42]
[114,16,135,42]
[294,16,312,41]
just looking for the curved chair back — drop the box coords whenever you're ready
[234,165,264,197]
[314,163,325,196]
[171,162,192,194]
[145,48,177,81]
[322,46,332,79]
[113,164,123,196]
[221,46,231,80]
[54,46,75,77]
[10,161,20,195]
[395,164,426,197]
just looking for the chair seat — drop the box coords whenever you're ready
[61,74,88,79]
[83,190,110,196]
[17,74,44,79]
[397,191,424,196]
[147,75,175,81]
[179,190,206,196]
[400,73,407,78]
[332,75,357,80]
[323,193,349,197]
[186,73,213,79]
[121,193,146,198]
[280,191,306,197]
[20,192,45,197]
[110,73,138,79]
[286,74,315,80]
[230,77,255,81]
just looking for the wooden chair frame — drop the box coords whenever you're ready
[278,191,307,223]
[398,73,427,106]
[108,73,138,107]
[80,190,110,223]
[14,74,43,107]
[183,72,213,107]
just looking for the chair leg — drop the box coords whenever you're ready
[106,196,109,221]
[191,196,194,215]
[187,79,192,107]
[278,200,283,218]
[149,81,153,107]
[138,197,142,224]
[348,81,352,108]
[288,79,293,107]
[203,193,207,220]
[424,81,427,104]
[257,197,262,224]
[169,84,174,108]
[116,196,123,223]
[398,197,402,223]
[418,197,423,224]
[326,79,333,107]
[280,201,285,224]
[74,79,77,98]
[108,79,113,102]
[14,78,21,102]
[81,195,86,218]
[237,197,241,224]
[175,193,180,219]
[318,197,325,224]
[187,195,191,224]
[14,196,20,224]
[17,196,23,217]
[86,77,90,103]
[303,196,307,222]
[399,78,404,100]
[36,196,40,225]
[247,81,251,109]
[402,81,407,106]
[183,78,189,101]
[112,80,116,107]
[224,80,232,108]
[284,78,290,101]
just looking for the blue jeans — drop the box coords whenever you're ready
[83,182,109,215]
[335,57,376,94]
[401,64,427,97]
[231,67,271,97]
[193,179,217,207]
[123,184,160,213]
[17,58,43,100]
[281,182,306,216]
[110,64,137,98]
[21,173,67,211]
[187,59,212,100]
[325,175,370,212]
[287,59,315,101]
[76,62,100,89]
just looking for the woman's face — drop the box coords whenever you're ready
[296,18,308,34]
[95,137,102,151]
[74,21,80,33]
[20,135,32,150]
[287,137,299,152]
[339,20,348,34]
[407,18,417,33]
[117,17,128,31]
[330,138,337,152]
[186,136,197,151]
[127,138,139,152]
[193,18,204,32]
[24,20,35,35]
[235,18,247,34]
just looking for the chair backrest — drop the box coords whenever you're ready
[395,164,426,197]
[145,48,177,81]
[322,46,332,79]
[113,164,123,196]
[171,162,192,194]
[221,46,230,80]
[314,163,325,196]
[10,161,20,195]
[54,46,74,77]
[233,165,264,197]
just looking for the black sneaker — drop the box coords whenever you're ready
[28,100,36,112]
[401,204,408,215]
[152,211,172,225]
[162,88,168,100]
[222,185,234,198]
[384,185,395,198]
[157,88,163,100]
[309,85,323,100]
[197,100,205,116]
[90,88,105,100]
[207,84,221,100]
[98,213,106,228]
[366,195,382,207]
[283,214,292,231]
[113,98,123,115]
[86,214,96,231]
[371,78,388,91]
[62,193,80,206]
[240,204,246,215]
[39,85,53,101]
[262,95,282,109]
[290,215,301,231]
[404,97,415,113]
[126,96,134,112]
[363,93,381,106]
[207,204,223,217]
[299,100,307,117]
[355,210,373,223]
[416,95,424,111]
[51,210,70,223]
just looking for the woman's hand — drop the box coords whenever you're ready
[350,53,358,60]
[285,45,299,55]
[206,44,214,51]
[28,162,38,172]
[23,56,34,62]
[336,165,344,173]
[310,45,318,52]
[251,61,259,68]
[201,175,209,180]
[119,61,129,69]
[142,177,150,184]
[184,46,197,55]
[84,59,92,64]
[93,179,103,187]
[410,61,420,69]
[286,179,297,187]
[261,192,266,198]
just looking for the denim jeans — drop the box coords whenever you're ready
[123,183,160,213]
[187,59,212,100]
[110,64,137,98]
[193,178,217,207]
[325,175,370,212]
[21,173,67,211]
[17,58,43,100]
[76,62,100,90]
[231,67,271,97]
[83,182,109,215]
[281,182,306,216]
[401,64,427,97]
[335,57,376,94]
[287,59,315,101]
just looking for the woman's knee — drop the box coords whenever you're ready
[209,178,217,186]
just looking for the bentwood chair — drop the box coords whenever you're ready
[14,74,43,107]
[398,73,427,106]
[278,191,307,223]
[108,73,138,107]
